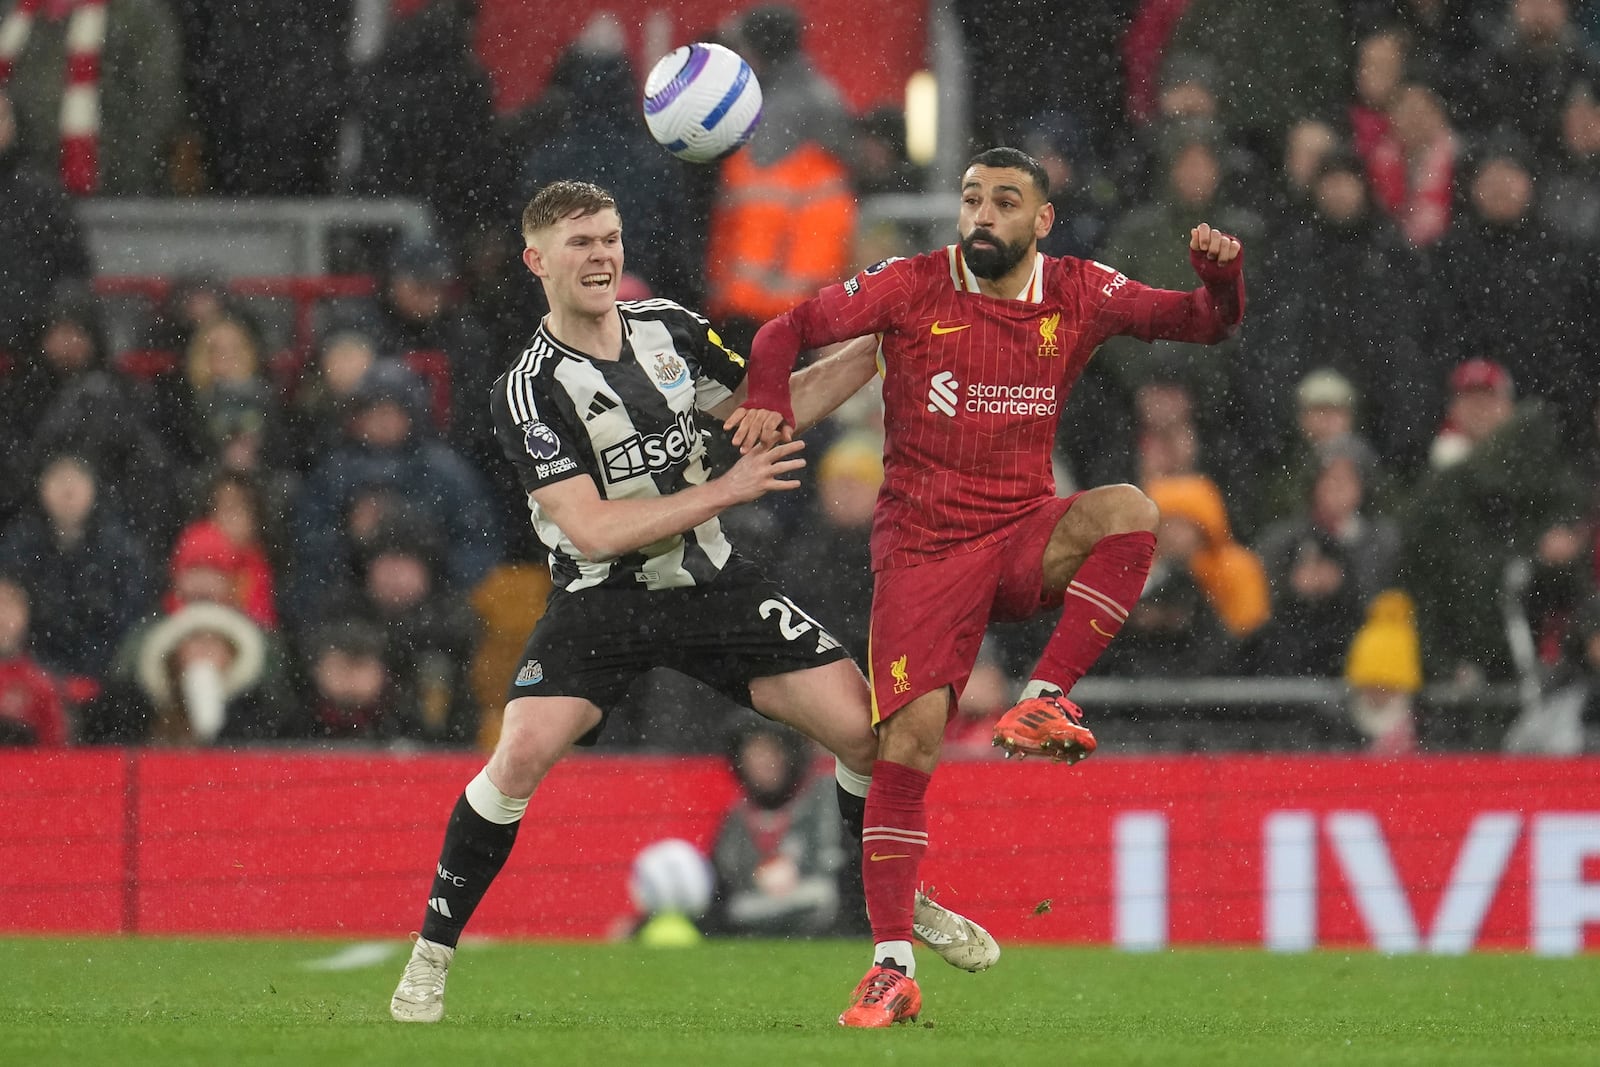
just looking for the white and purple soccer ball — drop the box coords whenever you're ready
[642,42,764,163]
[628,838,715,918]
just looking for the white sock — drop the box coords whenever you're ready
[874,939,915,978]
[463,768,529,824]
[834,759,871,798]
[1021,678,1064,700]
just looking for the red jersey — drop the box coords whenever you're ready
[765,245,1243,569]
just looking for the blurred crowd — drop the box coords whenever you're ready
[1,0,1599,755]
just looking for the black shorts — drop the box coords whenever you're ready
[504,558,850,745]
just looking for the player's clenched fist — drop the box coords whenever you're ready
[1189,223,1241,264]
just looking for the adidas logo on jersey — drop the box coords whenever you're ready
[584,393,619,421]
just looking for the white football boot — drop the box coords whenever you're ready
[912,889,1001,972]
[389,934,454,1022]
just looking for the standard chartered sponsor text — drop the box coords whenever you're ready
[965,382,1057,416]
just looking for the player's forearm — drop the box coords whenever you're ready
[745,313,805,422]
[789,335,879,433]
[1142,256,1246,344]
[747,300,857,420]
[557,482,738,561]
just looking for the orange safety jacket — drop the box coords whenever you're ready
[706,142,857,324]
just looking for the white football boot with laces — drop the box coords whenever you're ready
[389,934,454,1022]
[912,889,1001,972]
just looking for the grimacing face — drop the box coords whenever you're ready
[525,207,624,318]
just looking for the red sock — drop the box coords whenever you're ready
[860,759,930,945]
[1031,530,1156,691]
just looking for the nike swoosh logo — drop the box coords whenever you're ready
[912,922,967,946]
[1090,619,1116,639]
[930,321,971,335]
[869,852,911,862]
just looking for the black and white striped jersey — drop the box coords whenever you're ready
[491,299,749,592]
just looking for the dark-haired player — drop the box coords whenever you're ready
[730,147,1245,1027]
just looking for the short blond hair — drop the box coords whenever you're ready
[521,181,619,242]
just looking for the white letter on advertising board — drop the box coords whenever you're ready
[1114,812,1167,951]
[1532,814,1600,956]
[1264,811,1317,951]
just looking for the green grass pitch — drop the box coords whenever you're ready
[8,936,1599,1066]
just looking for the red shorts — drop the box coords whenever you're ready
[866,494,1081,726]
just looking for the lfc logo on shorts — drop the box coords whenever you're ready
[1037,312,1061,358]
[890,654,911,695]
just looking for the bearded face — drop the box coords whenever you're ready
[960,225,1033,279]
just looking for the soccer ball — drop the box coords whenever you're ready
[628,838,714,918]
[642,42,764,163]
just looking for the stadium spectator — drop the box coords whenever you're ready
[1428,132,1588,436]
[1271,117,1340,231]
[1403,358,1589,685]
[704,719,863,938]
[160,314,282,469]
[732,146,1246,1024]
[1539,80,1600,245]
[284,325,379,473]
[958,0,1128,157]
[1248,148,1433,474]
[1466,0,1600,161]
[1428,357,1518,470]
[0,572,68,745]
[1096,120,1264,434]
[348,0,502,241]
[282,616,419,742]
[1252,438,1400,676]
[390,180,994,1027]
[133,271,232,359]
[364,236,499,477]
[172,0,349,194]
[0,87,89,356]
[1145,473,1272,642]
[1350,26,1411,172]
[81,599,279,745]
[0,0,183,195]
[707,3,858,354]
[1129,364,1211,489]
[1164,0,1349,158]
[1026,110,1117,261]
[1254,368,1395,532]
[166,479,280,631]
[1344,589,1425,755]
[13,286,184,548]
[852,105,922,196]
[291,361,500,620]
[0,453,152,680]
[336,510,480,744]
[1375,82,1460,247]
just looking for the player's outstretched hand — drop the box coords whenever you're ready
[724,405,793,453]
[719,438,806,504]
[1189,223,1241,264]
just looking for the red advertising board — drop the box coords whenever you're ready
[3,751,1597,953]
